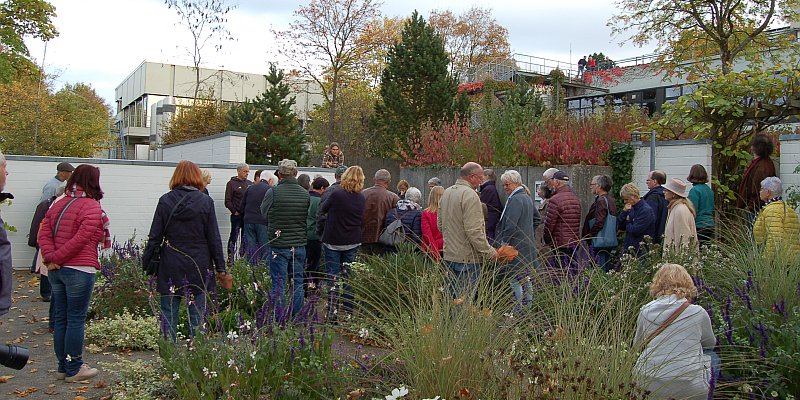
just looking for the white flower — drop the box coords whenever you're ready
[172,372,180,380]
[169,286,176,294]
[422,397,441,400]
[202,367,209,377]
[227,359,235,367]
[210,370,218,378]
[227,331,239,340]
[358,327,369,338]
[385,387,409,400]
[250,351,257,360]
[65,354,72,362]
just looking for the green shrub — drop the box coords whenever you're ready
[86,308,160,351]
[99,354,173,400]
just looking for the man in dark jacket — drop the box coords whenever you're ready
[239,170,272,264]
[480,169,502,242]
[261,159,310,316]
[360,169,400,255]
[224,163,251,262]
[618,183,656,257]
[543,170,582,270]
[316,165,346,237]
[642,170,669,245]
[0,152,11,317]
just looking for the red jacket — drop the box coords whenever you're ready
[544,185,582,249]
[38,197,105,269]
[421,210,443,258]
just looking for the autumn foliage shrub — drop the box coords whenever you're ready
[400,106,650,167]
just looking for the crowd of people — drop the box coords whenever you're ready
[0,132,793,395]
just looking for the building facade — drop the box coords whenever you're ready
[112,61,324,159]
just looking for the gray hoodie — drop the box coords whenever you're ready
[633,295,715,399]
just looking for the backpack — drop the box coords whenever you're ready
[379,209,410,246]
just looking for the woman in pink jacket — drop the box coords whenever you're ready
[421,186,444,259]
[39,165,110,383]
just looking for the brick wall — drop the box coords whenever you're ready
[632,139,713,193]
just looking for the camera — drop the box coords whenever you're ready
[0,345,30,370]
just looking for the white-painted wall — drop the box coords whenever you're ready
[631,139,714,193]
[779,135,800,191]
[2,156,336,270]
[160,131,247,165]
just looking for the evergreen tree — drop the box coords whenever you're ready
[227,65,304,165]
[373,10,469,158]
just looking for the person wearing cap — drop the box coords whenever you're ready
[643,170,669,245]
[316,165,347,237]
[322,142,344,168]
[261,159,310,316]
[360,169,400,255]
[41,162,74,203]
[543,170,582,270]
[225,163,252,262]
[663,178,699,253]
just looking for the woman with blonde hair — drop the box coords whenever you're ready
[634,263,718,399]
[421,186,445,259]
[618,183,656,256]
[318,166,367,282]
[662,178,699,252]
[396,179,410,199]
[142,160,228,341]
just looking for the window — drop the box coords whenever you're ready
[665,86,681,98]
[643,89,657,100]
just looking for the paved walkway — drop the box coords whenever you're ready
[1,271,153,400]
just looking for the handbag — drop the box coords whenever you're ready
[379,209,410,246]
[45,197,80,272]
[144,194,189,276]
[588,195,618,249]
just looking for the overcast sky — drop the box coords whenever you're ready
[25,0,657,108]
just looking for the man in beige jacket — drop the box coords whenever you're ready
[438,162,498,302]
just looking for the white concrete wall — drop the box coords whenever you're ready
[632,139,714,193]
[160,131,247,165]
[2,156,336,270]
[779,135,800,191]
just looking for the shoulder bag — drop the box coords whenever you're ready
[642,301,691,348]
[589,195,618,249]
[144,194,189,276]
[45,197,80,271]
[379,209,410,246]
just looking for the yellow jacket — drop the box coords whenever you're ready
[753,200,800,262]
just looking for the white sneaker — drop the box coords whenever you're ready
[65,364,99,382]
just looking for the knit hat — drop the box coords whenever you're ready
[278,159,297,176]
[663,177,688,198]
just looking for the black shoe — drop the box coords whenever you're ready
[42,296,51,302]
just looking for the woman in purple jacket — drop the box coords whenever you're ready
[480,169,502,242]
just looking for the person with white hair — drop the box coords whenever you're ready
[224,163,252,261]
[360,169,400,255]
[382,187,423,253]
[495,170,540,308]
[428,177,442,190]
[543,167,559,190]
[0,151,11,317]
[753,176,799,264]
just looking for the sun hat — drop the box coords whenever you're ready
[663,177,688,198]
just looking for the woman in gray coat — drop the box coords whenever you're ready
[494,170,541,309]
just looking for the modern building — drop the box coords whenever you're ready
[112,61,324,159]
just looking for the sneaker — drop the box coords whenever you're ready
[65,364,99,382]
[56,372,65,380]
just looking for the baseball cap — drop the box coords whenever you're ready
[57,162,75,172]
[278,159,298,175]
[334,165,348,178]
[553,170,569,181]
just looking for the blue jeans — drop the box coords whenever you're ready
[595,248,614,273]
[160,293,206,341]
[49,268,95,376]
[269,246,306,315]
[445,261,481,305]
[510,276,533,312]
[323,246,359,314]
[244,223,269,264]
[705,349,721,381]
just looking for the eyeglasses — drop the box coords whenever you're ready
[590,183,598,187]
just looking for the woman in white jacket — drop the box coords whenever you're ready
[634,263,719,399]
[662,178,699,253]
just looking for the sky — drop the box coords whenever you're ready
[24,0,657,109]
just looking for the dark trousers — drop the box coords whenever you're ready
[305,239,323,289]
[557,247,575,274]
[359,242,384,256]
[228,213,245,260]
[697,226,715,247]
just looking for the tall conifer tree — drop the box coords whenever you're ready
[227,65,305,164]
[373,11,469,158]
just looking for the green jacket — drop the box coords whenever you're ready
[307,193,322,241]
[261,178,310,249]
[687,183,715,228]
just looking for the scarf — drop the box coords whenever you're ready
[396,199,421,211]
[67,185,112,250]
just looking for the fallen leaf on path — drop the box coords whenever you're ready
[0,375,13,383]
[93,381,107,388]
[29,369,37,373]
[44,390,58,395]
[8,387,39,396]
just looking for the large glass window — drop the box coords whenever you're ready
[665,85,681,98]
